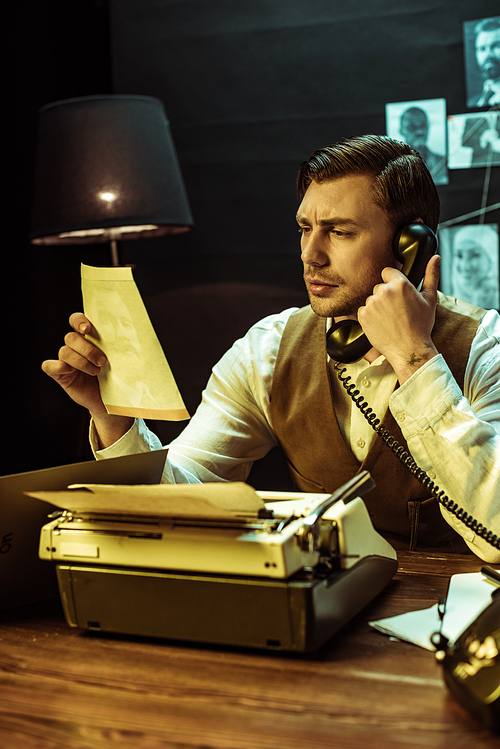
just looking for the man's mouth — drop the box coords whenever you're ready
[482,59,500,78]
[306,277,339,294]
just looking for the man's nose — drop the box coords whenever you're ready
[301,232,329,266]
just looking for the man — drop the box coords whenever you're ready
[42,135,500,561]
[472,17,500,107]
[399,106,448,185]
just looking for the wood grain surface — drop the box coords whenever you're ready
[1,552,499,749]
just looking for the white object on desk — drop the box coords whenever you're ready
[369,571,498,650]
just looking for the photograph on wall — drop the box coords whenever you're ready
[385,98,448,185]
[438,224,499,310]
[463,16,500,108]
[447,111,500,169]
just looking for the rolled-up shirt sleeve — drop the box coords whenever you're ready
[389,309,500,561]
[93,309,296,484]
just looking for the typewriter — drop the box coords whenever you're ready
[35,470,397,652]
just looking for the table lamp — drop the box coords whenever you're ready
[29,94,193,265]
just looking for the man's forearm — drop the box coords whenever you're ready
[91,411,134,449]
[390,356,500,561]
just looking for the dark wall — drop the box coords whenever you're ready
[3,0,113,476]
[110,0,500,252]
[5,1,500,488]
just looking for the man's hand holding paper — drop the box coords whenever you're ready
[42,264,189,448]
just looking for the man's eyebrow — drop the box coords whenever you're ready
[295,214,359,228]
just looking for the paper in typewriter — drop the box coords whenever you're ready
[81,264,189,421]
[26,482,265,519]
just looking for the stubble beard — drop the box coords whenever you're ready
[481,58,500,82]
[306,284,370,319]
[305,242,398,319]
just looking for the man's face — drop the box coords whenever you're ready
[91,291,142,364]
[476,28,500,82]
[297,174,397,320]
[400,111,429,150]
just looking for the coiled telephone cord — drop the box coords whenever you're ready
[334,361,500,551]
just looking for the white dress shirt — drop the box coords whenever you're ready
[93,305,500,561]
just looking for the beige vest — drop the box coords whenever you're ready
[270,296,484,552]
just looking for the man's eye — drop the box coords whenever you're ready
[298,226,310,233]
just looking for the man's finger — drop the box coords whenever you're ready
[69,312,92,335]
[420,254,440,298]
[380,266,405,283]
[41,359,75,379]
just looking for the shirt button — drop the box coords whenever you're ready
[396,412,406,423]
[427,470,436,480]
[356,438,366,449]
[361,378,370,387]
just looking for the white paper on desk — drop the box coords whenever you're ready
[81,264,189,422]
[369,572,498,650]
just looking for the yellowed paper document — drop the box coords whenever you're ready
[81,264,189,421]
[26,481,265,519]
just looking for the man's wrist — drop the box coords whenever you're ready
[391,343,439,385]
[90,410,134,449]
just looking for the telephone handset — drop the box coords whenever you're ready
[325,223,438,363]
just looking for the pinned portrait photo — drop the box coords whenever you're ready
[385,98,448,185]
[438,224,499,310]
[463,16,500,108]
[447,111,500,168]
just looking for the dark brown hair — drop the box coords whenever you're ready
[474,17,500,37]
[296,134,440,232]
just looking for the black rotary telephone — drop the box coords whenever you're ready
[435,581,500,733]
[325,223,437,363]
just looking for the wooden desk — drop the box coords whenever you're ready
[1,552,499,749]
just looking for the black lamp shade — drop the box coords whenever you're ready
[30,95,194,244]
